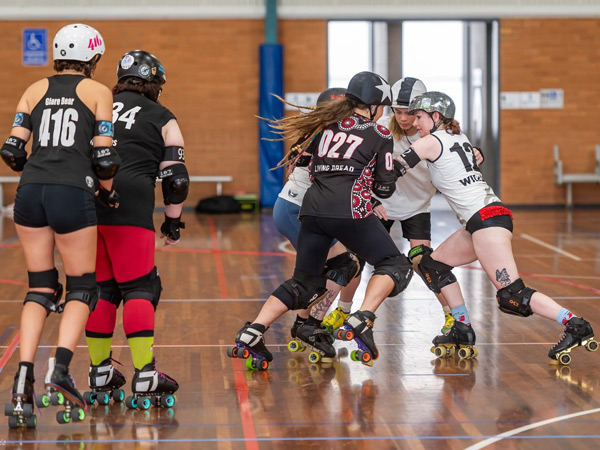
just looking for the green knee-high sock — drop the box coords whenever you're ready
[86,337,113,366]
[128,336,154,370]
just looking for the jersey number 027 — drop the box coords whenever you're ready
[317,130,364,159]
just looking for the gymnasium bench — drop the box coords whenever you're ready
[553,145,600,207]
[0,175,233,211]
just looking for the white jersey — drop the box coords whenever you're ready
[428,130,500,225]
[278,165,311,207]
[374,116,436,221]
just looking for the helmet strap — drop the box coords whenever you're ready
[369,105,378,121]
[428,112,442,134]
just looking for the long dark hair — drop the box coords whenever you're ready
[53,55,99,78]
[112,78,162,102]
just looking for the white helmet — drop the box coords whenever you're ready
[53,23,105,62]
[391,77,427,109]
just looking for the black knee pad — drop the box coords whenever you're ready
[25,269,63,315]
[373,255,413,296]
[119,267,162,310]
[98,278,123,308]
[66,273,99,312]
[272,270,327,311]
[324,251,360,287]
[408,244,433,271]
[356,256,366,277]
[416,253,457,294]
[496,278,535,317]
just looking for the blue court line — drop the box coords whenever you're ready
[5,435,600,444]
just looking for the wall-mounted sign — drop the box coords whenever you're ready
[23,28,48,66]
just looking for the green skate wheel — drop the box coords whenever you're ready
[161,395,175,408]
[51,392,65,406]
[5,402,14,416]
[112,389,125,402]
[245,358,256,370]
[72,407,85,422]
[308,352,321,364]
[138,397,152,410]
[8,415,18,429]
[35,393,50,408]
[350,350,359,361]
[287,340,300,352]
[56,410,70,424]
[559,353,572,365]
[26,415,37,428]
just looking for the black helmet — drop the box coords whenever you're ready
[346,71,392,106]
[117,50,166,84]
[316,87,346,106]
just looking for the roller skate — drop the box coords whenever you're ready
[431,321,478,360]
[84,355,126,406]
[36,357,86,424]
[288,320,336,364]
[335,310,378,366]
[5,366,37,429]
[322,307,350,334]
[125,359,178,410]
[227,322,272,371]
[441,312,454,334]
[548,317,598,365]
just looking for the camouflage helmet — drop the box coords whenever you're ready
[408,91,455,120]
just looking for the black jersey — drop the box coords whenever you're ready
[97,91,175,230]
[300,113,396,219]
[21,75,96,192]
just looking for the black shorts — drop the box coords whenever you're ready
[296,214,402,278]
[14,184,97,234]
[380,212,431,241]
[465,202,513,234]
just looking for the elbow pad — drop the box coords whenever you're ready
[160,163,189,205]
[400,147,421,168]
[1,136,28,172]
[92,147,121,180]
[372,180,396,199]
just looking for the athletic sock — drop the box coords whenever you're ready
[556,308,574,325]
[338,301,352,313]
[127,336,154,370]
[451,305,470,325]
[55,347,73,368]
[86,337,113,366]
[442,306,451,315]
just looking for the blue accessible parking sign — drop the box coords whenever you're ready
[23,28,48,66]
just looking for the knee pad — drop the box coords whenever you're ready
[496,278,535,317]
[373,255,413,296]
[408,244,433,272]
[66,273,99,312]
[416,253,457,294]
[324,251,360,287]
[119,267,162,310]
[98,278,122,308]
[25,269,63,315]
[272,270,327,311]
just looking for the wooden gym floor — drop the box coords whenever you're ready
[0,196,599,449]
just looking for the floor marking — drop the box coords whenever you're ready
[0,332,20,373]
[231,357,260,450]
[208,217,229,299]
[464,408,600,449]
[521,233,581,261]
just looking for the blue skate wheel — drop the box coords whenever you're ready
[83,391,95,405]
[112,389,125,402]
[125,396,137,409]
[138,397,151,410]
[97,392,110,405]
[161,395,175,408]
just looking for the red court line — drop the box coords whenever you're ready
[231,357,259,450]
[0,279,27,286]
[0,332,20,372]
[0,244,20,248]
[157,247,293,257]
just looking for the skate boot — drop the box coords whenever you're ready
[441,312,455,334]
[84,355,127,406]
[227,322,273,371]
[125,359,178,410]
[5,366,36,429]
[431,321,478,360]
[548,317,598,365]
[335,310,378,366]
[322,307,350,334]
[37,357,86,424]
[289,321,336,364]
[287,316,308,353]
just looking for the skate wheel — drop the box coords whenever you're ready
[472,347,479,358]
[245,358,256,370]
[227,346,238,358]
[83,391,95,405]
[125,396,137,409]
[4,402,14,416]
[138,397,151,410]
[559,353,572,365]
[35,393,50,408]
[308,352,321,364]
[361,352,372,364]
[241,348,250,359]
[112,389,125,402]
[287,340,300,352]
[433,346,446,358]
[457,347,470,360]
[56,410,70,424]
[586,340,599,352]
[350,350,359,362]
[308,364,320,374]
[97,392,110,405]
[26,415,37,428]
[51,392,64,406]
[257,359,269,371]
[8,415,18,429]
[342,329,354,341]
[22,403,33,417]
[72,407,85,422]
[160,395,175,408]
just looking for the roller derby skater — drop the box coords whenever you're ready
[125,359,179,410]
[548,317,598,365]
[84,354,126,406]
[287,317,336,364]
[227,322,273,371]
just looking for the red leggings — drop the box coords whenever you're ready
[86,225,156,337]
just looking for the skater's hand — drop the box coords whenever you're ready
[160,214,185,246]
[373,204,388,221]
